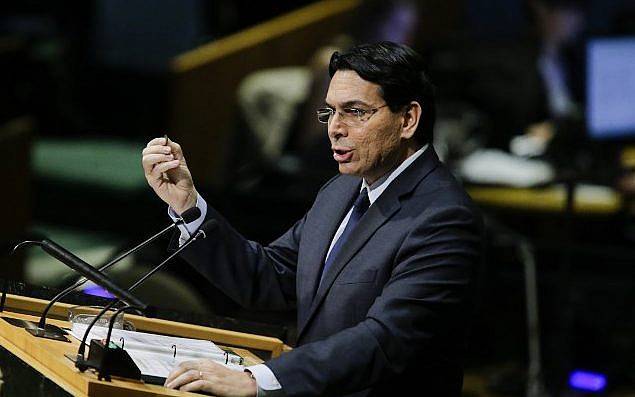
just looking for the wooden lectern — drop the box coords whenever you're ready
[0,294,285,396]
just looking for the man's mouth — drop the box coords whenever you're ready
[332,147,353,162]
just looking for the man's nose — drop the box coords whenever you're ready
[328,113,347,139]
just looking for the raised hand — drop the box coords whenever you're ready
[142,137,198,214]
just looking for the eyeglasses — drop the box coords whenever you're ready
[316,104,388,127]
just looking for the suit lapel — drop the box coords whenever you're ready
[316,194,398,289]
[298,179,360,311]
[297,148,442,340]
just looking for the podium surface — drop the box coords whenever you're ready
[0,294,283,396]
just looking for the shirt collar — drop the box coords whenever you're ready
[361,144,428,205]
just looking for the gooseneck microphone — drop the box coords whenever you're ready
[76,219,217,363]
[35,207,201,331]
[39,239,148,310]
[1,240,40,313]
[1,238,147,341]
[1,207,201,338]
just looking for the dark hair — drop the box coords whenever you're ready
[328,41,436,145]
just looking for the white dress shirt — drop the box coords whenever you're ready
[168,145,427,396]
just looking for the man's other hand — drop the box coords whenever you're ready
[164,359,257,397]
[142,137,198,215]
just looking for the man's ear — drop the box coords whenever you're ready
[400,101,422,140]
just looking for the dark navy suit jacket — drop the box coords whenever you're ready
[179,148,482,396]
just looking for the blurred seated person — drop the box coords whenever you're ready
[430,0,591,186]
[459,0,587,162]
[509,0,587,160]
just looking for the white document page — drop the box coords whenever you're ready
[70,323,244,378]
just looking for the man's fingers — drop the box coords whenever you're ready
[150,159,180,178]
[163,360,251,396]
[164,366,187,386]
[146,137,168,148]
[146,136,172,147]
[179,379,208,392]
[142,153,174,174]
[165,369,200,390]
[145,137,183,157]
[166,139,183,157]
[164,360,198,386]
[142,145,172,156]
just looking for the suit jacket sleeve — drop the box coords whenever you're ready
[178,203,305,310]
[265,203,482,396]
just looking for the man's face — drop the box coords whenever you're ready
[325,70,407,184]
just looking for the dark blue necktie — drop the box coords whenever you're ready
[319,188,370,285]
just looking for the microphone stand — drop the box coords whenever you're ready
[77,304,146,381]
[1,240,41,313]
[35,219,183,339]
[73,223,213,380]
[2,207,200,341]
[0,241,74,340]
[2,238,148,341]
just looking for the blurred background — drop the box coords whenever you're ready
[2,0,634,396]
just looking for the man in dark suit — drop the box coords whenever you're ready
[142,42,482,396]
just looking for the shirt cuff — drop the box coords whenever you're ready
[167,195,208,246]
[247,364,284,396]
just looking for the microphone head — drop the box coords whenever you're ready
[181,207,202,223]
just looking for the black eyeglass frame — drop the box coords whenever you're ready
[316,104,389,126]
